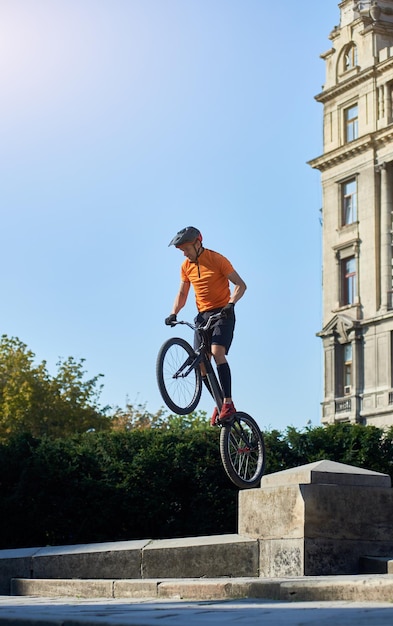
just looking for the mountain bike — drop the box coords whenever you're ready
[156,312,265,489]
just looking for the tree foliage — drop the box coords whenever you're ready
[110,401,211,433]
[263,422,393,477]
[0,335,110,440]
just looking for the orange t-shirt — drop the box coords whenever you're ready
[180,248,234,312]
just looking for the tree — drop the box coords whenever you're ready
[0,335,110,440]
[110,401,167,430]
[110,402,211,432]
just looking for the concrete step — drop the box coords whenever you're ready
[10,575,393,602]
[0,534,259,595]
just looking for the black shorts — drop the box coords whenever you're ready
[193,308,235,355]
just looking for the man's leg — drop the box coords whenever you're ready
[212,345,236,419]
[212,345,232,401]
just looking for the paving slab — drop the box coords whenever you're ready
[0,595,393,625]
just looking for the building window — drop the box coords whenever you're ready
[342,178,357,225]
[344,44,358,71]
[345,104,358,142]
[335,341,353,400]
[341,256,356,305]
[343,344,352,393]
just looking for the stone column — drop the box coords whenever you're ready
[238,460,393,576]
[379,163,392,311]
[352,328,363,422]
[385,83,392,123]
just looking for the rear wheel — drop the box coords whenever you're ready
[220,412,265,489]
[156,337,202,415]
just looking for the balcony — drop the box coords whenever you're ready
[335,398,352,413]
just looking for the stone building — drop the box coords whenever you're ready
[309,1,393,427]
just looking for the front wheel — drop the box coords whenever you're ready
[220,412,265,489]
[156,337,202,415]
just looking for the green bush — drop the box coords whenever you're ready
[263,422,393,477]
[0,429,237,549]
[1,423,393,549]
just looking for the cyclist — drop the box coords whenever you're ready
[165,226,247,423]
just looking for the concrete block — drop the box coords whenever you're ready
[11,578,114,598]
[239,485,305,539]
[157,579,245,601]
[240,484,393,543]
[157,578,282,601]
[10,574,393,602]
[114,579,160,598]
[32,540,150,579]
[240,460,393,576]
[259,539,304,577]
[261,459,391,488]
[142,535,259,579]
[0,548,38,595]
[302,484,393,540]
[305,539,393,575]
[279,575,393,602]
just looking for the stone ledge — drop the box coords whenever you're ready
[141,534,258,578]
[11,575,393,602]
[260,460,391,489]
[0,535,258,594]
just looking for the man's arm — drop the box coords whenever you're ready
[228,270,247,304]
[171,280,191,314]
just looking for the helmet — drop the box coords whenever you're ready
[168,226,202,247]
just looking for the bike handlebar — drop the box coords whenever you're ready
[171,311,223,332]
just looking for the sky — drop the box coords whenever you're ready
[0,0,341,433]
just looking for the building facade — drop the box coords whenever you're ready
[309,0,393,427]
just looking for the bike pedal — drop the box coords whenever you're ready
[217,414,236,426]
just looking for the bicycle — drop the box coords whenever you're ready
[156,312,266,489]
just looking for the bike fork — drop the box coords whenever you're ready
[174,353,201,379]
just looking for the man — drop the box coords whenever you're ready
[165,226,247,422]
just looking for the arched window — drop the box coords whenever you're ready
[344,44,358,71]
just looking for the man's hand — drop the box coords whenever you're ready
[221,302,235,318]
[165,313,177,326]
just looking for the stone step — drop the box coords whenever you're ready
[0,535,258,595]
[10,575,393,603]
[2,460,393,598]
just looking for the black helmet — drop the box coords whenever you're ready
[168,226,202,247]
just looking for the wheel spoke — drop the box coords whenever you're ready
[162,345,197,407]
[157,338,202,415]
[220,412,265,488]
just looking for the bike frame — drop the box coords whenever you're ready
[158,314,266,488]
[173,313,224,414]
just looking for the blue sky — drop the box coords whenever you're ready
[0,0,340,433]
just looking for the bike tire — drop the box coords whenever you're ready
[219,412,265,489]
[156,337,202,415]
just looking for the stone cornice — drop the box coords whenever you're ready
[308,135,374,171]
[375,126,393,146]
[316,53,393,105]
[315,67,375,103]
[375,54,393,75]
[309,125,393,172]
